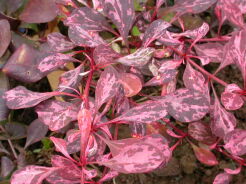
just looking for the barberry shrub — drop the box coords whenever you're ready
[0,0,246,183]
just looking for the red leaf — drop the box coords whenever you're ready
[102,0,135,45]
[116,47,155,67]
[224,129,246,156]
[11,165,58,184]
[36,100,79,131]
[25,119,48,148]
[19,0,58,23]
[0,19,11,57]
[142,19,171,47]
[95,66,120,109]
[3,86,55,109]
[213,172,232,184]
[188,121,216,144]
[191,144,218,166]
[119,73,142,97]
[47,32,75,52]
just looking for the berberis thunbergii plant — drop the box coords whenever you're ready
[0,0,246,183]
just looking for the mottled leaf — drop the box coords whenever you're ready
[224,129,246,156]
[116,47,155,67]
[93,44,121,66]
[65,7,111,32]
[119,73,142,97]
[144,70,178,86]
[1,156,15,178]
[4,86,55,109]
[19,0,58,23]
[11,165,58,184]
[183,63,205,93]
[142,19,171,47]
[68,25,105,47]
[98,170,119,182]
[95,66,120,109]
[47,32,75,52]
[25,119,48,148]
[0,19,11,57]
[102,0,135,45]
[213,172,232,184]
[191,144,218,166]
[210,97,237,138]
[165,88,210,122]
[188,121,216,144]
[158,60,182,73]
[50,137,72,160]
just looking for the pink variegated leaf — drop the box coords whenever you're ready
[38,53,78,73]
[36,100,79,131]
[142,19,171,47]
[95,66,120,109]
[161,78,177,96]
[158,60,182,73]
[51,155,77,168]
[144,70,178,87]
[194,42,224,65]
[102,0,135,45]
[188,121,216,144]
[98,134,171,173]
[183,63,205,93]
[77,108,93,158]
[68,25,105,47]
[65,7,111,32]
[19,0,58,23]
[3,86,55,109]
[116,47,155,67]
[224,129,246,156]
[191,144,218,166]
[221,91,244,111]
[158,31,182,46]
[47,32,75,52]
[93,44,121,66]
[156,0,166,9]
[98,170,119,182]
[83,168,97,180]
[172,0,217,14]
[50,137,72,160]
[119,73,142,97]
[164,88,210,122]
[210,97,237,138]
[11,165,58,184]
[24,119,48,149]
[130,122,146,138]
[0,19,11,57]
[112,100,168,123]
[233,0,246,13]
[3,44,45,83]
[224,165,242,175]
[58,64,83,93]
[213,172,232,184]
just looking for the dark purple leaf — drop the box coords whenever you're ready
[0,142,9,154]
[3,44,45,83]
[188,121,216,144]
[36,100,78,131]
[11,165,58,184]
[172,0,217,14]
[102,0,135,45]
[4,86,55,109]
[210,97,237,138]
[58,64,83,93]
[47,32,75,52]
[0,19,11,57]
[93,44,121,66]
[221,84,244,110]
[142,19,171,47]
[4,122,26,140]
[24,119,48,149]
[95,66,120,109]
[68,25,105,47]
[98,134,171,173]
[38,53,78,73]
[19,0,58,23]
[116,47,155,67]
[112,100,168,123]
[183,63,205,93]
[224,129,246,156]
[213,172,232,184]
[165,88,210,122]
[1,156,15,178]
[65,7,112,32]
[119,73,142,97]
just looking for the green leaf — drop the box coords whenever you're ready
[131,26,141,36]
[41,137,52,150]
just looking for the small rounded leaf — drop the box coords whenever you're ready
[119,73,142,97]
